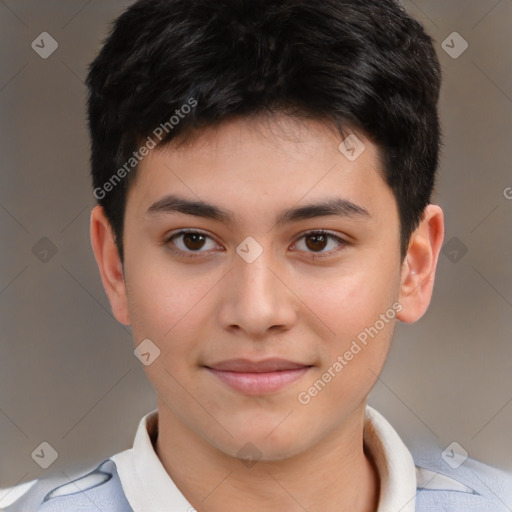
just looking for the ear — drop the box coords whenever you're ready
[397,204,444,324]
[89,205,131,325]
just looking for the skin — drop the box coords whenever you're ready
[90,113,444,512]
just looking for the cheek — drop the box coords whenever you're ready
[126,252,199,331]
[302,268,392,331]
[302,266,398,371]
[125,259,221,370]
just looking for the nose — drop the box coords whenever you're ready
[217,246,298,339]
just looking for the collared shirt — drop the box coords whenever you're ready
[110,405,418,512]
[2,405,512,511]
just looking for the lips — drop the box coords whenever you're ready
[204,358,312,395]
[207,358,309,373]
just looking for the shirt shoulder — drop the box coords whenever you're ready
[0,459,134,512]
[413,448,512,511]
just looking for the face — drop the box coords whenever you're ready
[106,114,408,459]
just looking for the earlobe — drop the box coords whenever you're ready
[396,204,444,324]
[89,205,131,325]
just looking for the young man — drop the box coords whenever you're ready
[3,0,512,511]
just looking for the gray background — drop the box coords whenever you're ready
[0,0,511,492]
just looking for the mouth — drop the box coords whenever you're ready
[204,358,313,395]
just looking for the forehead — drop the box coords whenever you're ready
[127,114,396,228]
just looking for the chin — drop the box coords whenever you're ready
[214,424,312,463]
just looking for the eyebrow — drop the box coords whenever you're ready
[145,194,371,227]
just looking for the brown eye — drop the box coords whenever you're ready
[164,230,219,258]
[181,232,207,251]
[293,230,347,258]
[304,233,329,252]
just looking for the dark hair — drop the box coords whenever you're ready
[86,0,442,265]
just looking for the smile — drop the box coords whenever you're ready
[204,358,313,395]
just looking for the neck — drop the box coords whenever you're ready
[154,400,380,512]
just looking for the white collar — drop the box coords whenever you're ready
[111,405,417,512]
[363,406,417,511]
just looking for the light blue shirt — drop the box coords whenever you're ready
[2,407,511,511]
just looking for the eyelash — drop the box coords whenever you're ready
[162,229,348,260]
